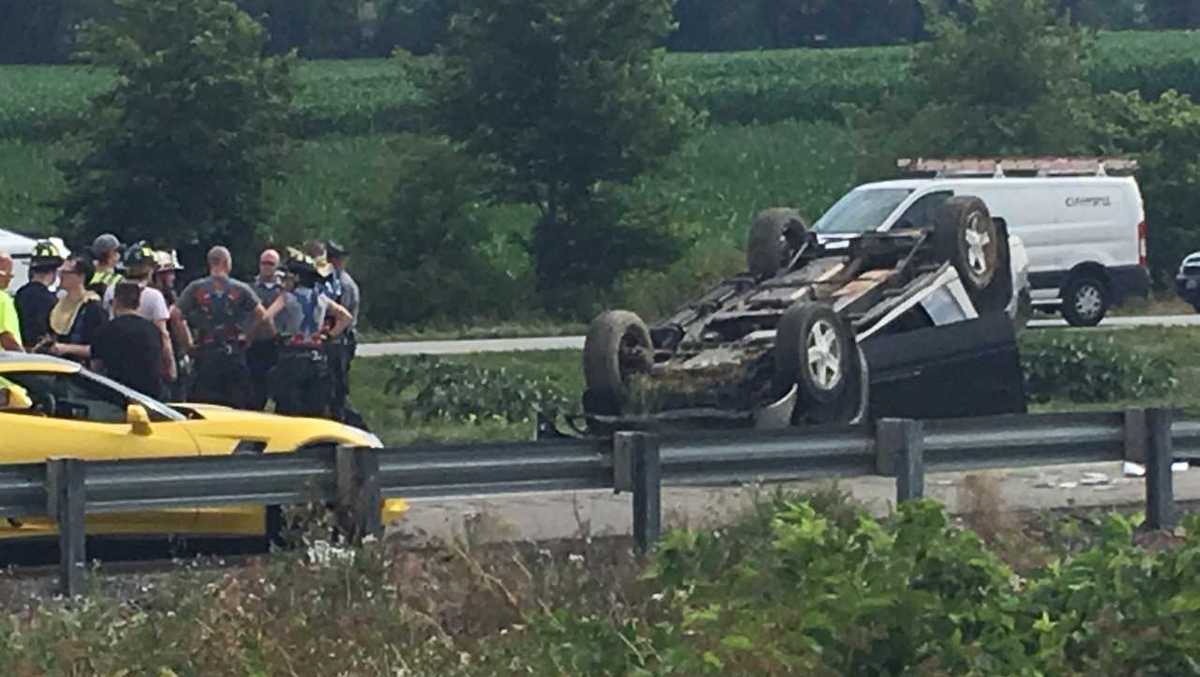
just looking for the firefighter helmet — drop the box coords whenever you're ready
[29,239,69,269]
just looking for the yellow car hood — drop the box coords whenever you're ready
[172,403,383,452]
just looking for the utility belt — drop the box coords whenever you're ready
[278,337,329,360]
[192,337,247,357]
[329,328,357,346]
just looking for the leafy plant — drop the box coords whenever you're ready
[1021,333,1177,403]
[385,354,573,424]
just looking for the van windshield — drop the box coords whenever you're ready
[813,188,913,234]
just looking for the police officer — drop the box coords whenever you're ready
[178,246,274,408]
[88,233,123,299]
[269,250,353,417]
[14,240,66,350]
[324,240,365,428]
[246,248,285,410]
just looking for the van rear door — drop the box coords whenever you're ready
[1052,181,1133,270]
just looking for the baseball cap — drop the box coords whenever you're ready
[91,233,122,257]
[326,240,349,258]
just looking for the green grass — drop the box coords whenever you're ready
[1,118,855,248]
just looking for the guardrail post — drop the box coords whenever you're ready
[335,446,383,543]
[1123,408,1148,464]
[875,418,911,477]
[886,419,925,503]
[1146,408,1176,530]
[46,458,87,597]
[617,432,660,553]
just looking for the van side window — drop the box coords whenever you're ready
[895,191,954,229]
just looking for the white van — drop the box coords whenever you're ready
[0,228,38,290]
[813,158,1149,326]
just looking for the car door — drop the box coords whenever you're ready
[0,370,201,535]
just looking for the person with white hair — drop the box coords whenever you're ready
[0,251,22,351]
[177,246,275,408]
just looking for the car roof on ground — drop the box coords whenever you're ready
[0,353,81,374]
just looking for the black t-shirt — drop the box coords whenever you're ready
[14,281,57,348]
[52,300,108,357]
[90,314,164,399]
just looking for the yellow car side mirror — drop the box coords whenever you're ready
[127,404,153,436]
[0,386,33,411]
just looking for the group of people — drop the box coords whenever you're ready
[0,234,365,428]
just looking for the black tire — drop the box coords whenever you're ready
[1062,276,1109,327]
[800,343,868,425]
[774,302,853,406]
[747,208,808,278]
[1014,288,1033,332]
[933,196,1000,294]
[583,310,653,415]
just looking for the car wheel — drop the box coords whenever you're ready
[583,310,653,416]
[933,196,1002,299]
[775,302,853,406]
[747,208,808,278]
[1062,276,1108,327]
[800,343,868,425]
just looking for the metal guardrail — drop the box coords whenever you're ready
[3,407,1192,596]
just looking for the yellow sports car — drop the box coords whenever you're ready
[0,353,407,541]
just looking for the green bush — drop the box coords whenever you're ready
[1,494,1198,675]
[385,354,573,423]
[485,499,1200,675]
[1021,333,1177,403]
[350,134,527,328]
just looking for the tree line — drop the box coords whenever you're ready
[5,0,1200,64]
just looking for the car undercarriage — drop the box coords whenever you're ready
[576,196,1027,434]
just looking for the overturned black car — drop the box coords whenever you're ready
[578,196,1027,433]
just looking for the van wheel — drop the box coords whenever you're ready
[747,208,808,278]
[1062,276,1108,327]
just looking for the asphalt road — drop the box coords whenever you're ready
[397,460,1199,545]
[360,313,1200,357]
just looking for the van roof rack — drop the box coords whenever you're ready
[896,157,1138,178]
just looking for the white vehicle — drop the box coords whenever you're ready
[0,230,70,290]
[0,228,38,288]
[814,157,1149,326]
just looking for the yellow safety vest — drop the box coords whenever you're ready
[90,270,123,288]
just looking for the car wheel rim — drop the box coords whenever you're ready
[806,320,842,391]
[618,331,648,380]
[963,212,993,278]
[1075,285,1103,318]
